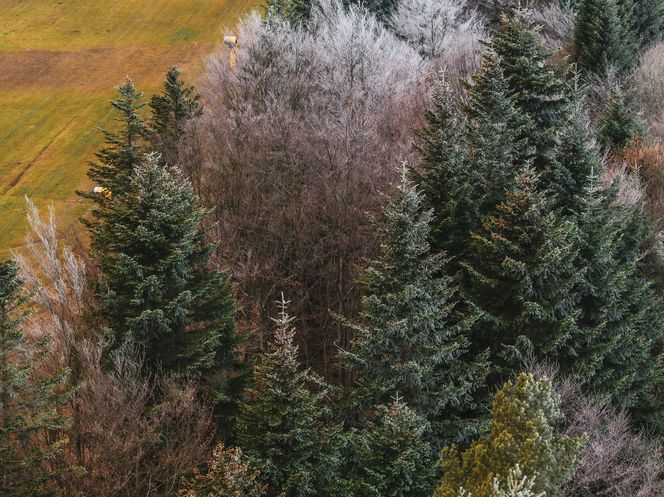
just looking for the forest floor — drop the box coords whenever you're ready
[0,0,254,252]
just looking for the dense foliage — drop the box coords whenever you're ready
[3,1,664,496]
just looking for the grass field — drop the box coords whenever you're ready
[0,0,255,252]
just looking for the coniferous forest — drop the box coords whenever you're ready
[4,0,664,496]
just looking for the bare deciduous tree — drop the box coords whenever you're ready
[72,346,213,497]
[16,201,214,497]
[390,0,486,76]
[192,1,428,381]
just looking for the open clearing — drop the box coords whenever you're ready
[0,0,254,251]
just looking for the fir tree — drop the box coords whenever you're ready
[97,153,237,388]
[597,85,644,150]
[236,296,340,497]
[414,79,478,264]
[149,66,203,167]
[633,0,664,48]
[576,181,664,430]
[548,97,598,213]
[478,9,590,209]
[461,168,584,386]
[574,0,635,73]
[343,171,488,446]
[79,78,148,259]
[0,261,72,497]
[351,400,437,497]
[490,8,571,167]
[436,373,583,497]
[462,47,533,219]
[82,78,147,199]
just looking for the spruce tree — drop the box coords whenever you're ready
[97,153,237,386]
[149,66,202,167]
[576,181,664,430]
[597,85,644,150]
[82,78,147,199]
[79,78,148,260]
[343,172,488,446]
[462,47,533,220]
[436,373,583,497]
[414,79,477,263]
[0,261,72,497]
[236,296,340,497]
[351,401,437,497]
[461,168,584,386]
[490,8,571,166]
[574,0,635,73]
[548,98,598,213]
[478,9,589,210]
[633,0,664,48]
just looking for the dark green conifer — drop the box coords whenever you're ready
[633,0,664,47]
[79,78,148,261]
[0,261,72,497]
[97,153,237,387]
[462,168,584,386]
[414,79,477,263]
[462,47,533,217]
[575,0,635,73]
[597,85,644,150]
[549,98,598,213]
[149,66,202,167]
[576,181,664,431]
[83,78,147,199]
[490,8,571,165]
[236,296,340,497]
[343,172,488,446]
[351,401,437,497]
[481,10,590,208]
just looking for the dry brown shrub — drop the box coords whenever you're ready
[634,42,664,140]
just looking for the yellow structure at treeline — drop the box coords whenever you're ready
[0,0,254,251]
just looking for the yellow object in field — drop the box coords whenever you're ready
[224,35,238,68]
[93,186,112,199]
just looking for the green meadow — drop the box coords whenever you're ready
[0,0,254,251]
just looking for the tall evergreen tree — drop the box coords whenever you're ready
[490,8,571,167]
[0,261,72,497]
[633,0,664,48]
[351,401,437,497]
[343,172,488,446]
[236,296,340,497]
[461,168,584,386]
[149,66,203,167]
[574,0,635,73]
[576,181,664,430]
[82,78,147,199]
[461,47,533,225]
[436,373,583,497]
[548,97,598,213]
[414,79,477,263]
[79,78,148,259]
[96,153,237,387]
[597,85,644,150]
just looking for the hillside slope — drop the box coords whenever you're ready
[0,0,255,250]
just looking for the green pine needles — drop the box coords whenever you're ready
[343,171,488,446]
